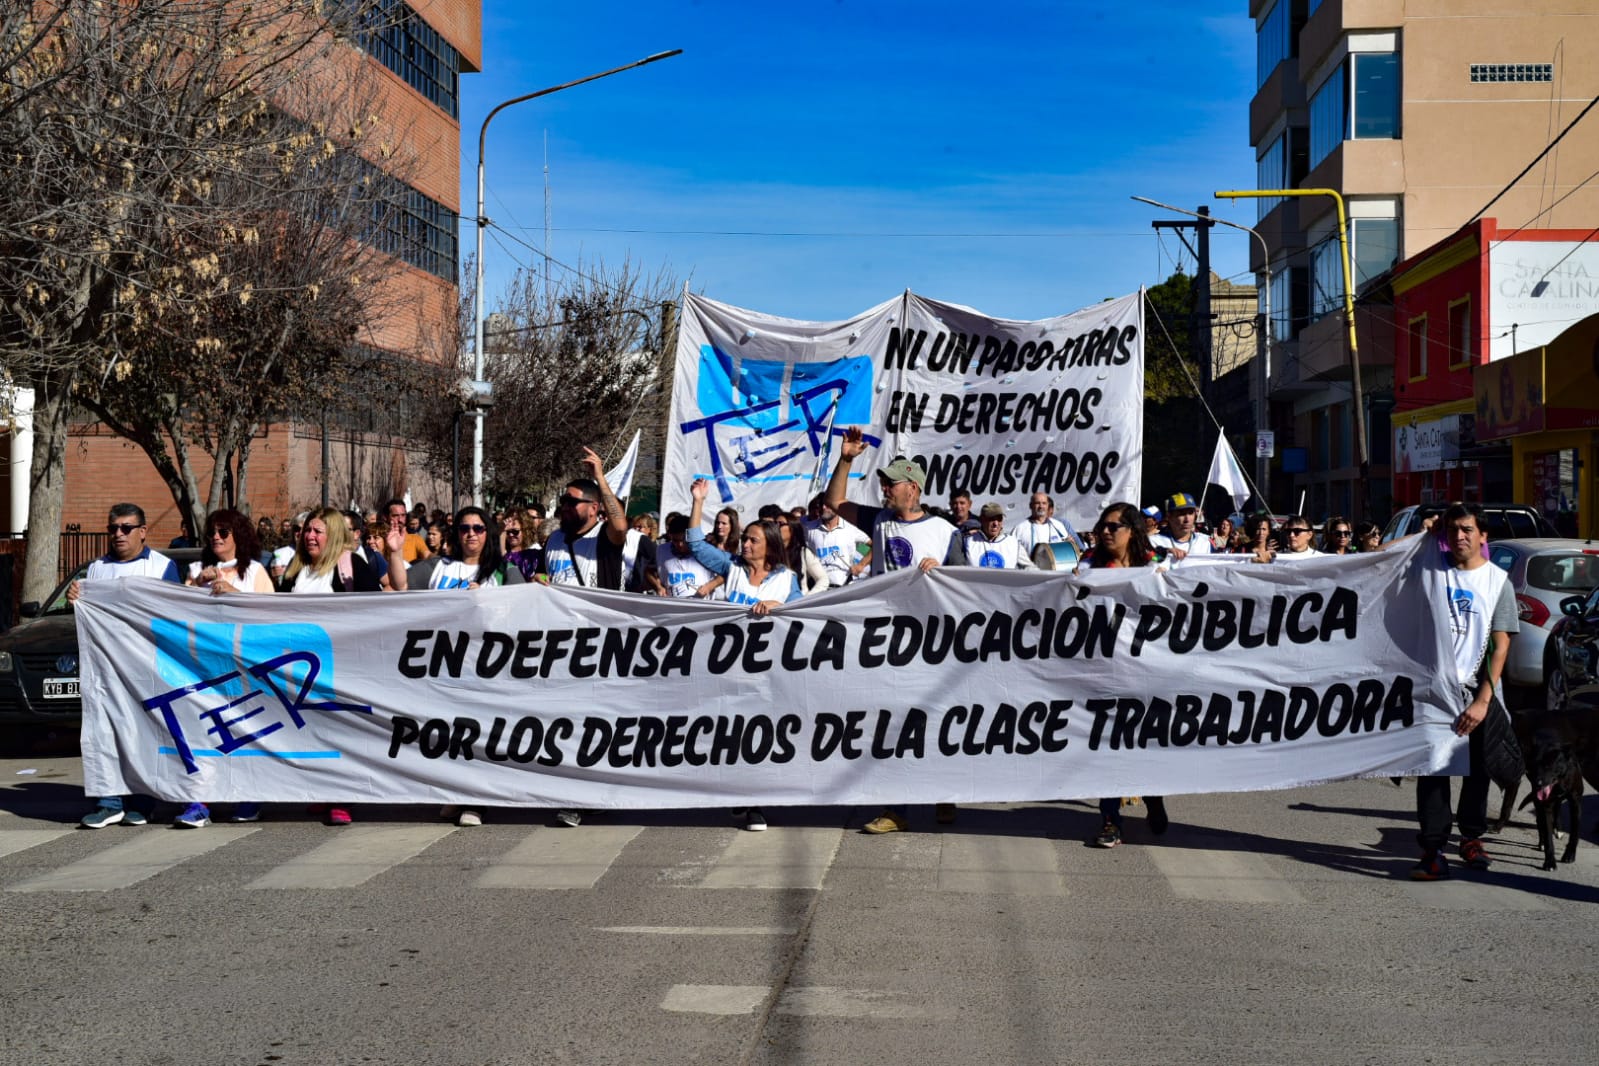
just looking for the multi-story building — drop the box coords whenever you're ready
[1248,0,1599,521]
[3,2,481,546]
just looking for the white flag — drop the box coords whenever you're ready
[1206,432,1252,512]
[606,430,642,500]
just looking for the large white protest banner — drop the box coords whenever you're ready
[661,290,1144,535]
[77,541,1466,807]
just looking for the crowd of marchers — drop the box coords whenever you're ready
[68,431,1512,884]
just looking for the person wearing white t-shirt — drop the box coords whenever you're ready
[825,427,961,834]
[1400,504,1519,881]
[537,447,644,829]
[656,514,717,598]
[960,503,1035,569]
[805,494,869,587]
[67,503,182,830]
[1149,491,1214,566]
[1010,492,1074,555]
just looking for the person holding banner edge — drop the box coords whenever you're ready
[1077,501,1171,848]
[825,426,962,833]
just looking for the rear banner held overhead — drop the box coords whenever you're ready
[76,540,1466,808]
[660,291,1144,534]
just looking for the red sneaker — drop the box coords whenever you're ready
[1459,838,1490,869]
[326,807,353,826]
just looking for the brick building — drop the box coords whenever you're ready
[5,1,481,546]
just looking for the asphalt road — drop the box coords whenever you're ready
[2,749,1596,1066]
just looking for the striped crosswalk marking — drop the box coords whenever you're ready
[1403,879,1552,911]
[6,827,258,893]
[1146,847,1306,904]
[246,826,454,889]
[697,827,841,890]
[475,826,642,889]
[0,829,73,862]
[937,834,1066,895]
[660,984,921,1018]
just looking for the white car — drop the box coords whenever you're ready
[1487,538,1599,694]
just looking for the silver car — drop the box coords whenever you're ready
[1487,538,1599,692]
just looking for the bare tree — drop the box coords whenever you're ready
[415,257,681,506]
[0,0,386,600]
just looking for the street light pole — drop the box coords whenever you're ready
[472,49,683,507]
[1215,187,1368,513]
[1133,196,1273,509]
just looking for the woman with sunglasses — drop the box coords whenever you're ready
[186,508,274,595]
[1353,520,1381,553]
[502,507,542,582]
[1320,515,1355,554]
[1077,502,1171,848]
[394,506,525,591]
[173,508,274,829]
[391,507,524,827]
[1256,513,1325,563]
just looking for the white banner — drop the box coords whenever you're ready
[77,541,1466,807]
[661,291,1144,535]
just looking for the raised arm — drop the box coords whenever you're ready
[823,426,868,526]
[685,477,735,577]
[583,445,631,546]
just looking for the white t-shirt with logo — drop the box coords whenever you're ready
[1151,531,1214,559]
[722,564,800,607]
[807,518,869,586]
[960,532,1034,569]
[544,523,644,589]
[871,512,959,575]
[1010,518,1071,554]
[87,547,181,584]
[1427,553,1519,689]
[660,553,716,598]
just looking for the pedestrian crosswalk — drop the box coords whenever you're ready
[0,821,1566,904]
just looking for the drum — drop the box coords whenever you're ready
[1031,540,1080,571]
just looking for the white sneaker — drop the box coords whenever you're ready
[555,809,582,827]
[456,809,483,827]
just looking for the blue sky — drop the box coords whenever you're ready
[459,2,1258,322]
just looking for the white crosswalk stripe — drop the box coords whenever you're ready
[1146,846,1306,904]
[697,827,841,890]
[0,829,74,862]
[476,826,643,889]
[246,826,454,889]
[936,834,1067,895]
[6,827,258,892]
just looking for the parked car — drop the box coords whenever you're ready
[1380,503,1557,544]
[1484,539,1599,695]
[1546,584,1599,712]
[0,549,200,733]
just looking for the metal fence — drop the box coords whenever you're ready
[0,530,110,585]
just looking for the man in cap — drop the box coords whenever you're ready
[961,503,1035,569]
[826,426,962,833]
[1150,492,1213,564]
[1140,505,1163,539]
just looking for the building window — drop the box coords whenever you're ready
[1257,136,1285,221]
[1309,51,1401,169]
[1269,265,1311,342]
[1448,298,1472,368]
[1407,315,1428,381]
[1470,63,1553,83]
[1256,0,1308,90]
[1308,216,1400,318]
[338,0,462,118]
[358,162,459,281]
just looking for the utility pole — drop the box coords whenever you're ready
[1150,207,1216,392]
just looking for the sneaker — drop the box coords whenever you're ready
[555,809,583,828]
[230,803,261,823]
[1093,822,1122,848]
[456,809,483,828]
[1146,797,1169,836]
[862,810,908,834]
[935,803,957,825]
[121,809,148,827]
[1459,838,1491,870]
[79,806,125,829]
[173,803,211,829]
[744,808,767,832]
[1410,849,1450,881]
[325,807,353,826]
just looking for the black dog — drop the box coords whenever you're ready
[1490,706,1599,836]
[1519,725,1584,870]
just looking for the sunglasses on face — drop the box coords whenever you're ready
[457,523,488,535]
[560,496,595,508]
[108,522,142,535]
[1332,530,1352,538]
[1097,521,1128,533]
[208,528,233,539]
[1287,527,1312,535]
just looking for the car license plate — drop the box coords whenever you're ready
[42,677,79,699]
